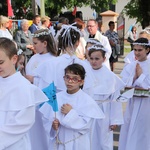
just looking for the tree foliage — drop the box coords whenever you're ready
[1,0,150,28]
[122,0,150,29]
[1,0,117,19]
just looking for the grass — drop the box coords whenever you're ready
[124,43,131,54]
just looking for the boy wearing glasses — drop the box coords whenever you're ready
[39,64,105,150]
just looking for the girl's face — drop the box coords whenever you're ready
[134,45,149,62]
[64,72,84,94]
[0,50,17,78]
[89,51,105,70]
[16,55,25,71]
[33,38,47,54]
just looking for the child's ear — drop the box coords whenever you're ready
[103,56,106,62]
[80,80,84,87]
[44,41,47,47]
[12,55,18,65]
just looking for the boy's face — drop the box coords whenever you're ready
[0,50,17,78]
[64,72,84,94]
[89,51,105,70]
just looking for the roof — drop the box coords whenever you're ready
[100,10,119,16]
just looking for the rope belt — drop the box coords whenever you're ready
[54,130,90,150]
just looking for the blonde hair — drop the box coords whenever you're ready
[139,30,150,40]
[0,15,9,28]
[41,16,50,24]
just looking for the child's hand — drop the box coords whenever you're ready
[133,63,143,82]
[136,63,142,78]
[110,125,118,131]
[52,119,60,130]
[61,104,72,115]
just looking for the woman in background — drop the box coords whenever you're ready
[128,26,138,50]
[0,15,13,40]
[14,19,35,61]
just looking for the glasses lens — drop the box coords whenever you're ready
[64,75,81,83]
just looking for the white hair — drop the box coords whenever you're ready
[21,19,29,26]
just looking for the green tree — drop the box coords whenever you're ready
[2,0,118,19]
[122,0,150,29]
[11,0,33,19]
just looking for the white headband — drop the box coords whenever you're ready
[17,49,23,55]
[33,30,51,38]
[133,42,150,46]
[86,38,101,45]
[87,44,108,52]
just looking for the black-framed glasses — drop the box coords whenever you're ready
[63,75,82,83]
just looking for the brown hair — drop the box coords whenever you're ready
[0,38,17,59]
[34,29,57,56]
[74,18,85,30]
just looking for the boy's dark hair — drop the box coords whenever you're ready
[0,37,17,59]
[65,63,86,80]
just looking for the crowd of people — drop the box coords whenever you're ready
[0,14,150,150]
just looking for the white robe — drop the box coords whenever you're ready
[124,50,150,67]
[84,30,112,70]
[34,54,97,91]
[0,29,13,40]
[39,89,105,150]
[119,59,150,150]
[26,53,56,76]
[26,53,56,150]
[87,65,125,150]
[0,72,48,150]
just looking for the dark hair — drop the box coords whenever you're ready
[134,37,149,47]
[133,37,150,54]
[34,29,57,56]
[96,17,102,23]
[58,27,80,51]
[0,37,17,58]
[108,21,115,26]
[88,45,106,58]
[58,17,69,24]
[86,38,100,46]
[65,63,86,80]
[33,15,40,20]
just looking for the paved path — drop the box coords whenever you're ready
[113,52,128,150]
